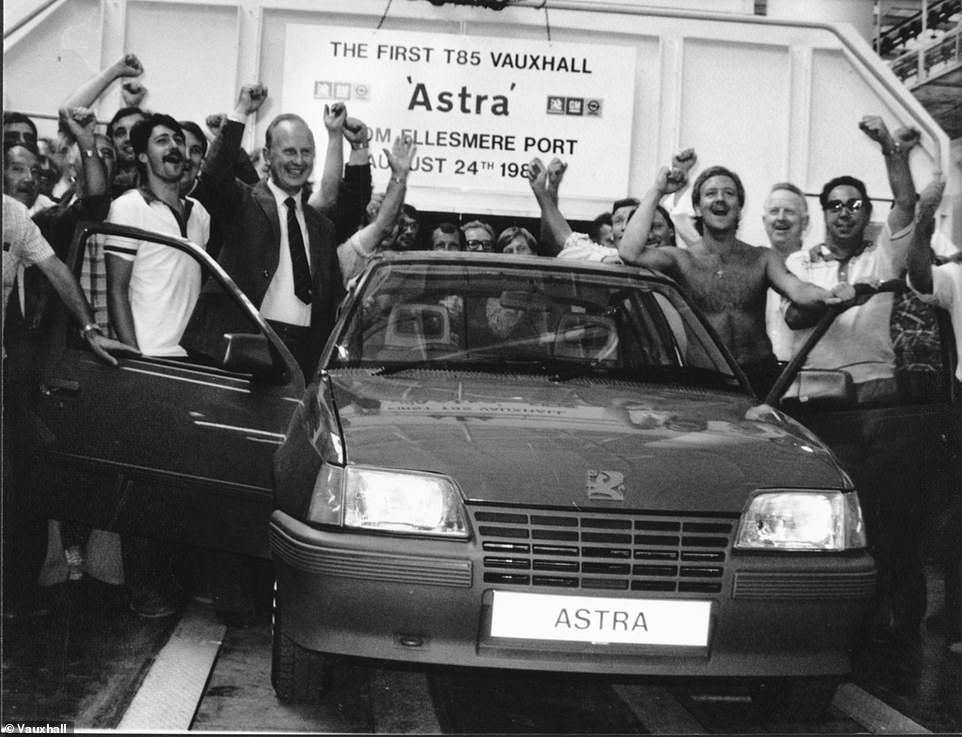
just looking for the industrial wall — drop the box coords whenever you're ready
[3,0,957,247]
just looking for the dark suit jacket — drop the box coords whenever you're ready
[183,119,344,375]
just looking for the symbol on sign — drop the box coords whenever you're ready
[482,161,495,171]
[334,82,352,100]
[546,96,565,115]
[586,98,602,116]
[355,84,370,100]
[314,81,333,99]
[586,470,625,501]
[566,97,584,116]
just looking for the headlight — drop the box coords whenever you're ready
[734,490,866,551]
[307,464,468,538]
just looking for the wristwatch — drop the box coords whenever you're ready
[80,322,103,340]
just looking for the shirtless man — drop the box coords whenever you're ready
[617,164,851,394]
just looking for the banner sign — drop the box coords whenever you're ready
[282,25,636,205]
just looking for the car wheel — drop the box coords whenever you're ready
[271,598,330,703]
[750,676,838,722]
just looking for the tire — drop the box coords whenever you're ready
[271,597,330,703]
[750,676,839,723]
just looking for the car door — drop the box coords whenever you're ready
[772,286,961,542]
[27,222,305,558]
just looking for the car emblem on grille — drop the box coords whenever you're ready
[586,470,625,501]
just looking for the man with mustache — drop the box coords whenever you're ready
[102,113,211,618]
[104,113,210,357]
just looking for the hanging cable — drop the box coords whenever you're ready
[376,0,393,30]
[542,1,551,42]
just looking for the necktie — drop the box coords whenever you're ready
[285,197,312,304]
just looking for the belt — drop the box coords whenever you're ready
[266,319,310,342]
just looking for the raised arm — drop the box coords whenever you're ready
[907,176,945,294]
[527,157,573,255]
[61,54,144,110]
[337,137,415,283]
[309,103,347,215]
[619,163,688,265]
[199,83,267,203]
[59,106,107,200]
[858,115,918,234]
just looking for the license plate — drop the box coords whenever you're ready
[489,591,711,646]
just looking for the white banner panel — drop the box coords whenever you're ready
[282,25,636,206]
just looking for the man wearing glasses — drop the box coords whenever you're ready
[782,115,919,405]
[461,219,496,252]
[781,115,922,643]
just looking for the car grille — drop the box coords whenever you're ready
[471,506,734,594]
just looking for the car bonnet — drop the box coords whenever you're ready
[325,370,849,512]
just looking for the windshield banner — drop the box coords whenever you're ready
[282,25,636,206]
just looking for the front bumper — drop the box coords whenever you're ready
[270,509,875,677]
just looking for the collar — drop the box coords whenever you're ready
[266,177,306,210]
[807,240,872,263]
[136,186,194,237]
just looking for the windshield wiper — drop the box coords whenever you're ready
[373,350,554,377]
[549,360,606,383]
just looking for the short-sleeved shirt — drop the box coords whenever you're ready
[104,188,210,357]
[782,222,913,385]
[558,232,623,264]
[910,261,962,382]
[3,195,54,319]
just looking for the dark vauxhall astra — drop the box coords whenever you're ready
[267,253,874,717]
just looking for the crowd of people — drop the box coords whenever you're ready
[2,53,960,656]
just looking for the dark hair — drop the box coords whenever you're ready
[691,165,745,235]
[130,114,183,158]
[589,212,612,243]
[433,221,461,236]
[431,221,464,248]
[401,203,419,219]
[178,120,208,156]
[654,204,677,246]
[3,138,40,159]
[818,175,873,219]
[496,226,537,253]
[107,106,146,138]
[2,111,38,140]
[264,114,311,149]
[611,197,639,213]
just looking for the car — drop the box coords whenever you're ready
[28,223,960,720]
[267,250,877,719]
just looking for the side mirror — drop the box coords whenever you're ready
[221,333,281,380]
[779,369,855,412]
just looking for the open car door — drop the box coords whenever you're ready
[769,281,961,610]
[27,222,306,558]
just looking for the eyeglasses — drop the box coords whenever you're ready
[825,198,864,214]
[465,240,492,251]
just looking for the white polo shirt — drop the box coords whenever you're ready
[782,222,913,385]
[104,188,210,357]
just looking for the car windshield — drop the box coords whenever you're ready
[327,257,743,391]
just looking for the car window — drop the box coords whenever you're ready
[328,260,741,390]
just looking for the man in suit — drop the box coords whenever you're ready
[184,84,344,376]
